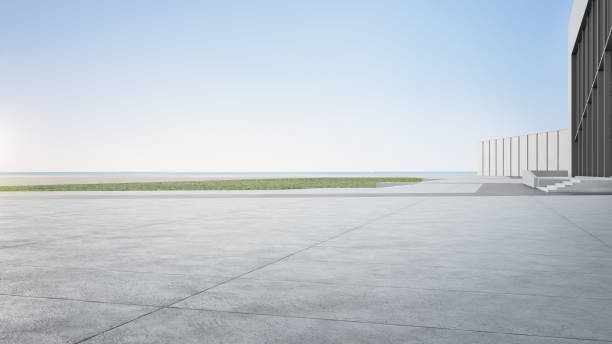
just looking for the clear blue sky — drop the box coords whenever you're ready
[0,0,573,172]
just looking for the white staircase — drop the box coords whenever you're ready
[537,177,612,193]
[537,178,581,192]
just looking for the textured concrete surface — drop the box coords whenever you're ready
[1,195,612,343]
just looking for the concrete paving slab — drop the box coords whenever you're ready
[1,194,612,343]
[474,183,543,195]
[0,295,154,344]
[316,197,612,257]
[538,196,612,247]
[243,258,612,298]
[422,176,522,184]
[319,228,612,257]
[0,243,281,277]
[379,183,482,193]
[175,278,612,341]
[0,266,225,306]
[82,307,610,344]
[292,246,612,274]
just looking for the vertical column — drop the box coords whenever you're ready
[599,0,604,58]
[557,130,560,170]
[605,52,612,176]
[608,0,612,34]
[583,21,588,176]
[490,140,496,177]
[520,135,528,176]
[538,132,548,171]
[585,26,588,175]
[501,139,504,176]
[536,133,539,171]
[583,107,588,175]
[547,131,558,171]
[528,134,537,171]
[580,32,585,176]
[595,0,599,63]
[496,139,504,176]
[591,83,597,175]
[511,136,520,176]
[559,130,570,172]
[588,6,594,177]
[503,137,511,176]
[509,137,512,176]
[516,136,520,176]
[488,140,492,177]
[608,0,612,35]
[588,10,592,90]
[572,48,579,176]
[484,140,490,176]
[478,142,483,176]
[598,67,605,176]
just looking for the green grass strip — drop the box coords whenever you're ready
[0,177,421,192]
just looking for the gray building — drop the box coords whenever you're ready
[480,1,612,178]
[569,0,612,177]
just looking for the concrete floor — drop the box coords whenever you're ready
[1,194,612,343]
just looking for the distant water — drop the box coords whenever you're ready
[0,171,476,178]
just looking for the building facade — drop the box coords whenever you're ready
[569,0,612,177]
[478,130,569,177]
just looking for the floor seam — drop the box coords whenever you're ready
[265,257,612,275]
[6,291,611,343]
[235,276,612,301]
[0,263,233,279]
[167,199,427,305]
[533,197,612,252]
[318,244,612,259]
[73,307,163,344]
[0,293,159,308]
[69,202,295,344]
[162,306,612,343]
[72,199,426,343]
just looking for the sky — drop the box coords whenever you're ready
[0,0,573,172]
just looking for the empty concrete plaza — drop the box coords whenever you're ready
[1,186,612,343]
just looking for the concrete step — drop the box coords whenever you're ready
[537,178,582,193]
[544,177,612,193]
[522,170,569,189]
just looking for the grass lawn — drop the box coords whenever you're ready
[0,177,422,192]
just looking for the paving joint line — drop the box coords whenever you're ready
[274,257,612,276]
[163,306,612,343]
[533,197,612,251]
[236,276,612,301]
[73,307,164,344]
[1,263,233,279]
[72,198,426,343]
[168,198,427,305]
[7,291,611,343]
[318,244,612,259]
[0,293,159,308]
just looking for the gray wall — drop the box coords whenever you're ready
[569,0,589,178]
[568,0,612,177]
[478,130,569,177]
